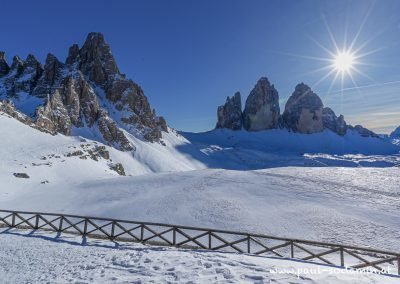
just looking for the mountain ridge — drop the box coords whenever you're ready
[0,32,167,153]
[215,77,383,138]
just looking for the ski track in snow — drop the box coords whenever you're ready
[0,228,399,284]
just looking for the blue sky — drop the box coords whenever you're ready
[1,0,400,133]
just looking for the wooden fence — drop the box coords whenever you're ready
[0,209,399,276]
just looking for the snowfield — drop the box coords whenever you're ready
[1,111,400,282]
[1,228,399,284]
[2,167,400,252]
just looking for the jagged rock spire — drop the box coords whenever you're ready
[322,107,347,136]
[66,44,80,65]
[78,32,120,85]
[10,56,24,75]
[282,83,324,134]
[216,92,243,130]
[243,77,280,131]
[0,51,10,77]
[0,32,168,150]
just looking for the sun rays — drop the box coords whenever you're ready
[283,2,384,96]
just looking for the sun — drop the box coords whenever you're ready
[334,51,355,73]
[282,7,379,93]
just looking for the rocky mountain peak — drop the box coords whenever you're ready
[31,53,63,98]
[79,32,120,85]
[25,54,39,66]
[243,77,280,131]
[322,107,347,136]
[0,32,168,152]
[282,83,324,134]
[214,78,386,138]
[66,44,80,65]
[390,126,400,138]
[11,55,24,72]
[216,91,243,130]
[24,54,43,75]
[0,51,10,77]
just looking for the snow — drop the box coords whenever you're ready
[5,91,44,116]
[180,128,400,169]
[1,228,398,283]
[1,111,400,282]
[2,167,399,252]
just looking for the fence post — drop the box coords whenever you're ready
[35,214,39,229]
[340,247,344,267]
[83,218,88,236]
[140,224,144,242]
[111,221,115,240]
[290,241,294,258]
[11,213,15,227]
[172,227,176,246]
[58,216,63,232]
[397,255,400,275]
[209,231,212,249]
[247,235,251,253]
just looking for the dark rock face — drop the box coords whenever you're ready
[282,83,324,134]
[216,92,243,130]
[0,54,43,97]
[66,44,80,65]
[32,54,63,98]
[0,52,10,77]
[109,163,126,176]
[349,125,379,138]
[390,126,400,138]
[34,91,72,135]
[0,32,168,151]
[78,32,119,85]
[243,77,280,131]
[13,173,30,178]
[97,110,134,151]
[322,107,347,136]
[105,76,168,141]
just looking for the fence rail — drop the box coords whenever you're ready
[0,209,399,276]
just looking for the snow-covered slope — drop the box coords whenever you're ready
[0,111,206,184]
[2,100,400,282]
[2,96,400,251]
[182,128,400,169]
[2,165,400,251]
[1,228,398,284]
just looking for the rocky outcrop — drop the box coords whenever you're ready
[282,83,324,134]
[109,163,126,176]
[77,32,120,85]
[32,54,63,98]
[0,54,43,97]
[0,32,168,151]
[34,91,71,135]
[106,75,168,140]
[322,107,347,136]
[390,126,400,138]
[348,125,379,138]
[66,44,80,65]
[97,110,134,151]
[0,100,32,125]
[243,77,280,131]
[216,92,243,130]
[0,52,10,77]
